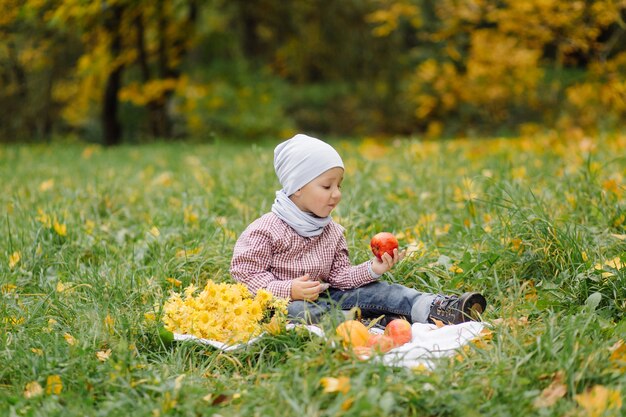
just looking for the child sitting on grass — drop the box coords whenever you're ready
[230,134,486,326]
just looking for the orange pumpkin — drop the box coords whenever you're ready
[336,320,370,348]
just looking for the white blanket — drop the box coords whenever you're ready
[374,321,486,369]
[173,321,485,368]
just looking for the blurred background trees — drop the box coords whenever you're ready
[1,0,625,144]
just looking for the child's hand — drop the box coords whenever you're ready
[290,274,325,301]
[371,248,405,276]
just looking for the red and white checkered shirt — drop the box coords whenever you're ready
[230,213,376,300]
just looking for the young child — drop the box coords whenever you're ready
[230,134,486,326]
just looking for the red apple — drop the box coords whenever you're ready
[384,319,412,347]
[366,334,395,353]
[370,232,399,261]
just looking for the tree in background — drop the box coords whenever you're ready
[48,0,197,145]
[1,0,625,143]
[369,0,626,136]
[0,0,79,141]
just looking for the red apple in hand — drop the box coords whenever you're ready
[370,232,399,261]
[384,319,412,347]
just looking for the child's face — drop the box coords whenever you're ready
[291,167,344,217]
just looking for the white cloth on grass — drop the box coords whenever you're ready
[174,321,485,369]
[373,321,486,369]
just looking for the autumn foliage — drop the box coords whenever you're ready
[1,0,625,143]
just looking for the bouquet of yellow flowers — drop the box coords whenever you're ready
[162,280,287,344]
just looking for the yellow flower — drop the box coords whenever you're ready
[9,251,21,269]
[46,375,63,395]
[256,289,272,305]
[162,280,285,343]
[264,316,285,336]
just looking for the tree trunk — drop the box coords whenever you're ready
[102,5,124,146]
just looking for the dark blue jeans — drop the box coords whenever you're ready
[287,281,436,325]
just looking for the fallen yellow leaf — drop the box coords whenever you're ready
[9,251,21,269]
[574,385,622,417]
[609,340,626,367]
[166,277,182,287]
[46,375,63,395]
[533,371,567,409]
[24,381,43,398]
[63,333,77,346]
[39,179,54,192]
[96,349,112,362]
[53,220,67,237]
[320,376,351,394]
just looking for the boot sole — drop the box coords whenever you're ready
[458,292,487,322]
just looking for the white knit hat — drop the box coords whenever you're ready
[274,134,344,196]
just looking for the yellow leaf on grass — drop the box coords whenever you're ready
[1,283,17,294]
[46,375,63,395]
[9,251,21,269]
[104,314,115,330]
[96,349,112,362]
[53,220,67,237]
[39,179,54,192]
[320,376,351,394]
[166,277,182,287]
[605,257,623,271]
[609,340,626,365]
[24,381,43,398]
[341,397,354,411]
[175,247,203,258]
[533,372,567,409]
[63,333,77,346]
[449,264,464,274]
[574,385,622,417]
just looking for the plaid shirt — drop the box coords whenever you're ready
[230,213,376,300]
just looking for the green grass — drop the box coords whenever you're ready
[1,134,625,416]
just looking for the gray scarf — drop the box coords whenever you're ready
[271,190,330,237]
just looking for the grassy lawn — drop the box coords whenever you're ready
[1,134,625,416]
